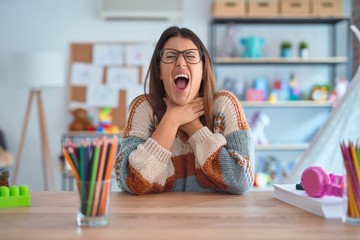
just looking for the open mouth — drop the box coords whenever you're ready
[174,73,189,90]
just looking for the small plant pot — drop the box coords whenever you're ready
[299,48,309,58]
[281,48,292,58]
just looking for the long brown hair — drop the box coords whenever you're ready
[144,26,216,130]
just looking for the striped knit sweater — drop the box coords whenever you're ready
[114,90,255,195]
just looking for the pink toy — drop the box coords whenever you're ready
[301,166,342,198]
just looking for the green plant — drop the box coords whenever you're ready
[281,41,292,49]
[299,41,308,49]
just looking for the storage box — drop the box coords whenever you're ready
[248,0,279,17]
[280,0,310,16]
[212,0,246,18]
[312,0,342,17]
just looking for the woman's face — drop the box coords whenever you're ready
[159,36,203,106]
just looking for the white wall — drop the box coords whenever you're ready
[0,0,212,190]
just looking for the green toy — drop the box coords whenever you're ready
[0,185,31,208]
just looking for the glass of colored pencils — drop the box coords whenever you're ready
[340,140,360,225]
[62,136,118,227]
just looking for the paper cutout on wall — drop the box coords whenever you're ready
[92,44,124,66]
[86,84,118,108]
[125,43,154,66]
[107,66,140,89]
[71,63,103,86]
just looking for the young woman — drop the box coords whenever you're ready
[114,26,254,195]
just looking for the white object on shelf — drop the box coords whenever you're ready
[100,0,184,20]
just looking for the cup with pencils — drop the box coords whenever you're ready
[340,140,360,225]
[62,136,118,227]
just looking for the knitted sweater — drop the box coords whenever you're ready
[114,91,255,195]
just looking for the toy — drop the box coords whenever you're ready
[240,36,265,58]
[253,172,272,188]
[272,79,289,101]
[97,107,120,133]
[217,24,238,57]
[310,85,330,101]
[246,89,266,101]
[330,78,348,106]
[0,147,13,168]
[288,72,301,100]
[69,108,96,131]
[250,111,270,145]
[0,185,31,208]
[222,77,245,100]
[0,170,9,187]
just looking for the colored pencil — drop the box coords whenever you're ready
[86,140,101,216]
[99,136,118,214]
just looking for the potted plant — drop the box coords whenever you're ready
[280,41,292,57]
[298,41,309,58]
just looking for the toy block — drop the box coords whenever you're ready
[0,185,31,208]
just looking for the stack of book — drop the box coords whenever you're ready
[273,184,342,219]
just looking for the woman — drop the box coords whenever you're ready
[114,26,254,195]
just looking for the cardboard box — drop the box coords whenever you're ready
[280,0,310,16]
[212,0,246,17]
[312,0,343,17]
[248,0,279,17]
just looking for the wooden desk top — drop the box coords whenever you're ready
[0,191,359,240]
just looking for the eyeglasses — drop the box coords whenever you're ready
[159,48,203,64]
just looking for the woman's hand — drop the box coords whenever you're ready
[164,97,204,137]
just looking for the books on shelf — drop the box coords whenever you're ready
[273,184,343,219]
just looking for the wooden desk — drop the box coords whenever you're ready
[0,191,359,239]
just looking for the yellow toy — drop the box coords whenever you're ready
[98,107,119,133]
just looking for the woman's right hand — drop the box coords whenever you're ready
[163,97,205,128]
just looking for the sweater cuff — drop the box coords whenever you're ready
[143,138,172,164]
[188,126,212,146]
[188,127,227,166]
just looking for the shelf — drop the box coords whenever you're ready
[211,16,351,24]
[241,101,332,108]
[255,143,309,151]
[215,57,348,65]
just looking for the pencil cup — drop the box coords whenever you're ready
[76,179,112,227]
[342,170,360,225]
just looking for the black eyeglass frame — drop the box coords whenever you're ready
[158,48,204,64]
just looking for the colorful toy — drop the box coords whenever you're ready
[250,111,270,145]
[0,170,9,187]
[253,172,272,188]
[0,185,31,208]
[330,78,348,106]
[272,79,289,101]
[310,85,330,101]
[241,36,265,58]
[288,73,301,100]
[98,107,120,133]
[222,77,245,100]
[0,147,13,168]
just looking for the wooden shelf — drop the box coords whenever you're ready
[211,16,351,24]
[255,143,309,151]
[215,57,348,65]
[241,101,332,108]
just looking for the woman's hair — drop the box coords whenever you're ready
[144,26,216,130]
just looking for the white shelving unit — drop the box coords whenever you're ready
[210,16,352,188]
